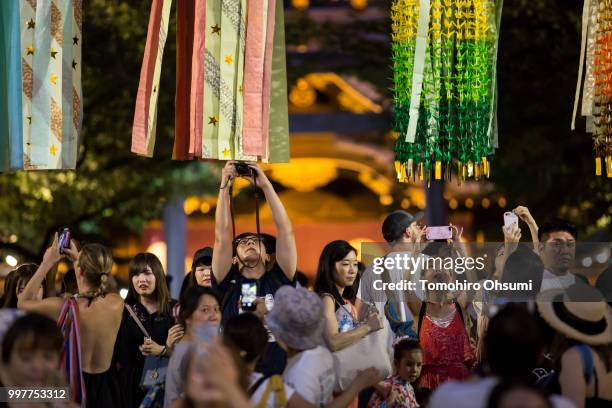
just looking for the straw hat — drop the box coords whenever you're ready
[536,284,612,345]
[266,286,325,350]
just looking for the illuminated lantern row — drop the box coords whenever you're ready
[572,0,612,177]
[391,0,503,185]
[131,0,290,163]
[0,0,82,172]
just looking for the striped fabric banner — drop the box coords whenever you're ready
[175,0,195,160]
[189,0,206,158]
[131,0,172,157]
[202,0,221,159]
[133,0,289,163]
[3,0,83,171]
[264,0,289,163]
[260,0,277,161]
[0,0,24,171]
[242,0,267,156]
[218,0,242,159]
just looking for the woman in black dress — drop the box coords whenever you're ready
[115,253,183,408]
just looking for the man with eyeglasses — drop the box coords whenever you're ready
[212,161,297,375]
[537,218,580,291]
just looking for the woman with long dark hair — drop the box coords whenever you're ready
[3,264,46,308]
[115,252,183,408]
[165,286,222,407]
[179,248,214,301]
[314,240,383,353]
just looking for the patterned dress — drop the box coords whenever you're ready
[417,306,475,390]
[367,375,419,408]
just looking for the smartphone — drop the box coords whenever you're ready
[240,282,257,312]
[58,228,71,254]
[426,226,453,241]
[503,212,518,229]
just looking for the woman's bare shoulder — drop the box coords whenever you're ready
[100,293,124,311]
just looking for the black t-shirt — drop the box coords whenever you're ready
[213,263,295,324]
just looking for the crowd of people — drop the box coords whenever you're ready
[0,161,611,408]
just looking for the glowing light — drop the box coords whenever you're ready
[5,255,17,267]
[465,198,474,209]
[292,0,309,9]
[596,249,610,264]
[582,257,593,267]
[476,231,485,244]
[289,79,316,108]
[269,159,338,192]
[481,198,490,209]
[119,288,129,299]
[449,198,458,210]
[184,197,201,215]
[200,202,211,214]
[350,0,367,9]
[146,241,167,271]
[9,235,17,243]
[498,197,507,208]
[380,195,394,206]
[401,198,411,209]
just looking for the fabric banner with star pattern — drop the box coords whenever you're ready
[131,0,289,163]
[0,0,82,172]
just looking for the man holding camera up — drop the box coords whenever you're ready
[212,161,297,375]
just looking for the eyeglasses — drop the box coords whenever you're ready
[547,241,576,252]
[235,236,262,247]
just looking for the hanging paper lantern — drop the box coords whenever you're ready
[391,0,503,185]
[0,0,82,172]
[132,0,290,164]
[572,0,612,177]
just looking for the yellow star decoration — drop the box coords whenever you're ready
[26,46,34,56]
[222,148,231,158]
[208,116,218,126]
[50,48,58,59]
[224,55,233,65]
[50,73,58,85]
[27,18,35,30]
[211,25,221,35]
[49,145,58,156]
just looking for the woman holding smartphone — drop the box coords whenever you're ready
[18,236,125,408]
[115,253,183,408]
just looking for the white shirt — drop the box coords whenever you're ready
[541,269,577,292]
[283,346,336,407]
[358,251,423,322]
[430,377,576,408]
[249,372,296,408]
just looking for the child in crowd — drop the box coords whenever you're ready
[368,338,424,408]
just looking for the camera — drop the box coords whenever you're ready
[234,162,253,177]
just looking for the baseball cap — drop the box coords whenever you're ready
[382,210,424,243]
[192,247,213,269]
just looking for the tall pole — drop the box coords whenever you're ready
[425,181,446,226]
[164,199,186,298]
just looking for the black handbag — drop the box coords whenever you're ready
[125,305,170,389]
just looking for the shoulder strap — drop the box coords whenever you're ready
[248,374,270,397]
[454,301,466,325]
[322,293,357,324]
[417,302,427,337]
[576,344,595,386]
[252,375,286,408]
[125,304,151,338]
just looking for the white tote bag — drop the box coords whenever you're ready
[331,301,392,391]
